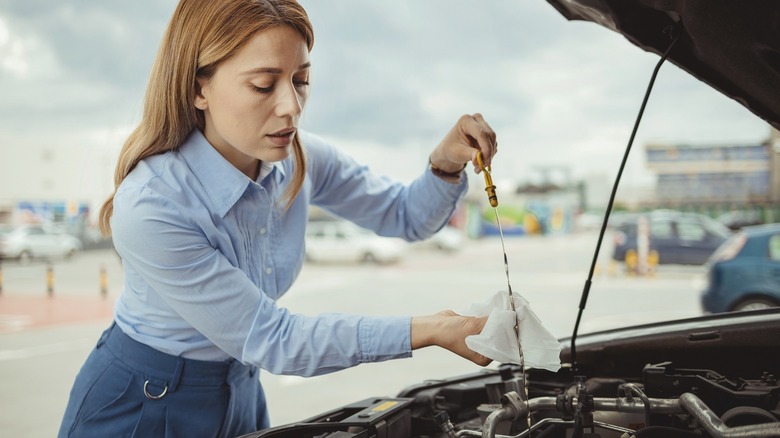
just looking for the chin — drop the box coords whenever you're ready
[259,146,292,163]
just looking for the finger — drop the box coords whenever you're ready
[465,113,497,168]
[473,353,492,367]
[473,114,498,164]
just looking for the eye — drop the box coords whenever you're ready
[252,84,273,93]
[294,80,310,90]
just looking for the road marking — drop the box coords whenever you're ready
[0,338,93,361]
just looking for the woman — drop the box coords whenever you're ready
[59,0,499,436]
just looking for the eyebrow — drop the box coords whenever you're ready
[242,62,311,76]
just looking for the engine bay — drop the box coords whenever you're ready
[244,310,780,438]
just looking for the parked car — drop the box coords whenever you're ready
[701,224,780,313]
[241,2,780,437]
[0,224,83,262]
[304,221,407,264]
[611,210,731,266]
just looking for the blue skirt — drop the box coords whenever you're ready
[58,323,269,437]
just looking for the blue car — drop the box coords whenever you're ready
[701,224,780,313]
[611,211,731,266]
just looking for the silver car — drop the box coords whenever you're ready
[0,224,82,262]
[304,220,407,264]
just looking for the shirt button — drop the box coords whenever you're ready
[260,227,267,235]
[265,267,272,275]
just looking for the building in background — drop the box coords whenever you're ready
[644,127,780,221]
[0,142,116,227]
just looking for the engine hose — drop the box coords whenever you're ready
[482,405,520,438]
[482,392,528,438]
[679,393,780,437]
[622,383,652,426]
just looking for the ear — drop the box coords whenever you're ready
[194,76,209,110]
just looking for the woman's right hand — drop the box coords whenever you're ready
[411,310,492,366]
[429,113,498,174]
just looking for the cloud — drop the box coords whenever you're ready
[0,0,770,190]
[0,1,173,151]
[300,1,558,146]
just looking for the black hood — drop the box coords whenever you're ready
[546,0,780,130]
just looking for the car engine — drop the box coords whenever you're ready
[243,310,780,438]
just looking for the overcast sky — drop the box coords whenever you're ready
[0,0,771,198]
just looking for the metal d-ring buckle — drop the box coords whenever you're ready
[143,380,168,400]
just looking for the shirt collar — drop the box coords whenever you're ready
[257,159,281,183]
[179,130,285,217]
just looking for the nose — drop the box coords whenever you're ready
[275,82,304,118]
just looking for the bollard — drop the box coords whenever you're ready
[636,216,651,276]
[100,265,108,297]
[647,250,659,277]
[47,264,54,296]
[625,249,638,276]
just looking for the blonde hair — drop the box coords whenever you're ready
[98,0,313,235]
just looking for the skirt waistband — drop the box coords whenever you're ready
[98,322,234,391]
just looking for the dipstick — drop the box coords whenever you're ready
[477,151,529,429]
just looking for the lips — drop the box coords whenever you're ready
[267,128,296,146]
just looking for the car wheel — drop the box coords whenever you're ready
[362,252,377,264]
[732,297,780,312]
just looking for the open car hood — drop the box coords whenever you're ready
[546,0,780,130]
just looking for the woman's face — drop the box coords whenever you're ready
[195,25,310,179]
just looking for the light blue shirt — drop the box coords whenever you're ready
[112,129,467,377]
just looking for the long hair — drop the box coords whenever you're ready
[98,0,313,235]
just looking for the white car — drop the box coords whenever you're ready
[304,221,407,264]
[0,224,83,262]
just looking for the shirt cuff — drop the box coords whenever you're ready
[358,316,413,363]
[422,165,468,211]
[429,158,466,184]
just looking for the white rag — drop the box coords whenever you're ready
[462,290,562,372]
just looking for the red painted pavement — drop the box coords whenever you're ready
[0,294,115,334]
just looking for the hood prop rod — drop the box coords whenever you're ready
[570,22,682,372]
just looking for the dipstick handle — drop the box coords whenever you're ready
[476,152,498,207]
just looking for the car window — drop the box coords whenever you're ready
[676,219,706,241]
[769,235,780,261]
[649,219,673,238]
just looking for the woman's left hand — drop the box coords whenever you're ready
[429,113,497,174]
[411,310,492,367]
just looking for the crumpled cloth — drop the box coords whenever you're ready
[462,290,561,372]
